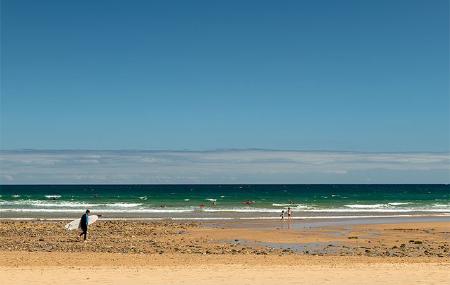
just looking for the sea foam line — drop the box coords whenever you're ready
[1,207,449,214]
[0,200,143,208]
[0,213,449,221]
[0,208,194,213]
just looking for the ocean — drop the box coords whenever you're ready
[0,184,449,220]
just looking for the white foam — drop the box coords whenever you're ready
[0,200,144,208]
[272,204,311,210]
[272,203,294,207]
[203,208,282,213]
[206,199,217,202]
[201,207,450,213]
[304,208,450,213]
[1,213,449,221]
[0,200,101,208]
[293,205,310,209]
[45,195,61,199]
[388,202,411,206]
[432,203,450,208]
[105,203,142,208]
[0,208,195,213]
[345,204,386,209]
[39,202,101,208]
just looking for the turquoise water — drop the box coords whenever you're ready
[0,185,449,219]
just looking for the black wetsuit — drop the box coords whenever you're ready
[79,213,88,240]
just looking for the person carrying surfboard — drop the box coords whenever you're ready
[79,209,91,241]
[65,210,101,237]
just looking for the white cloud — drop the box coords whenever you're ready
[0,150,449,184]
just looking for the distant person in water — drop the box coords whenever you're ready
[280,210,285,220]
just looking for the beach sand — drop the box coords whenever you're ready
[0,219,449,284]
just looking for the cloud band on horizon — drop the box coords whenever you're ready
[0,150,449,184]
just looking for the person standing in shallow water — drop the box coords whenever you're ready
[79,209,90,241]
[287,207,292,220]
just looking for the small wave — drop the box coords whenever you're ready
[45,195,61,199]
[388,202,411,206]
[184,199,190,201]
[138,196,148,200]
[7,201,143,208]
[2,213,450,221]
[0,208,194,213]
[39,202,100,208]
[203,208,282,213]
[304,208,450,213]
[272,203,294,207]
[202,207,450,213]
[12,195,20,198]
[432,203,450,208]
[0,200,101,208]
[106,203,142,208]
[206,199,217,202]
[293,205,310,209]
[272,204,310,209]
[345,204,386,209]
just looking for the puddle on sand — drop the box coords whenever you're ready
[329,226,352,237]
[234,240,342,254]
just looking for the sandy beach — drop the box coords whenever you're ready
[0,218,449,284]
[1,252,449,285]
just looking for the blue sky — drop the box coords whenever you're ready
[1,0,448,152]
[0,1,449,183]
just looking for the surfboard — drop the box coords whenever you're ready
[65,215,99,231]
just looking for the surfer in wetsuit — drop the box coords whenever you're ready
[79,209,90,241]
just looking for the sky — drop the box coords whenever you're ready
[0,0,449,183]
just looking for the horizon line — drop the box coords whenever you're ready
[1,148,449,154]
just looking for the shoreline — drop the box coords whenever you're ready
[1,213,449,225]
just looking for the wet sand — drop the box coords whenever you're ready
[0,219,448,256]
[0,219,449,284]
